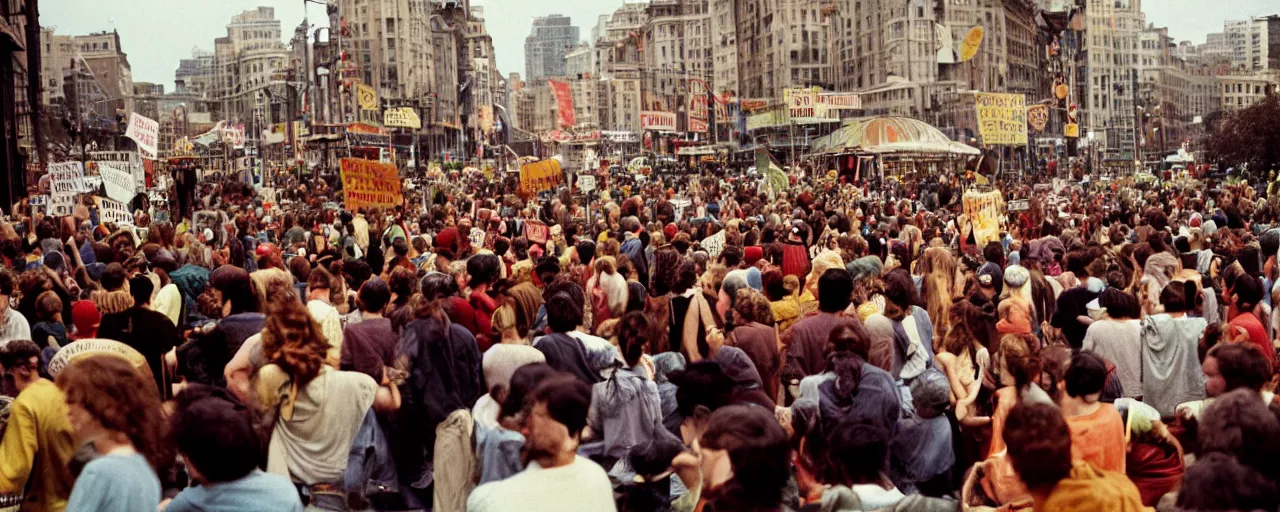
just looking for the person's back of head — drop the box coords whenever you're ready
[357,277,391,313]
[825,421,891,487]
[546,291,584,333]
[1199,388,1280,481]
[1232,273,1264,311]
[1003,402,1073,492]
[500,363,558,419]
[983,241,1005,267]
[1063,350,1108,400]
[616,311,653,367]
[128,275,154,308]
[170,384,262,484]
[882,268,919,313]
[1159,280,1199,314]
[698,405,791,507]
[529,374,593,438]
[1099,288,1140,320]
[825,322,870,361]
[101,262,128,292]
[1177,452,1280,511]
[817,268,854,314]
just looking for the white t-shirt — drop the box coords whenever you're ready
[466,455,616,512]
[0,308,31,349]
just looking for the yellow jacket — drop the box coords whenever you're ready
[0,379,75,512]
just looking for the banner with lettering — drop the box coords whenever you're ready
[519,158,564,195]
[974,92,1028,145]
[383,107,422,129]
[548,80,576,129]
[91,151,145,193]
[124,113,159,157]
[640,111,677,132]
[93,196,133,226]
[688,93,709,133]
[339,158,404,210]
[96,161,137,203]
[524,220,550,245]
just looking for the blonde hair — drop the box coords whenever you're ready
[595,256,628,316]
[918,247,957,344]
[492,303,518,336]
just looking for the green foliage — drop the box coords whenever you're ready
[1206,96,1280,173]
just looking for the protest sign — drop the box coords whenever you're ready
[49,162,87,195]
[548,80,576,129]
[974,92,1028,145]
[1007,199,1031,212]
[125,113,159,157]
[469,227,486,249]
[93,196,133,226]
[50,193,76,217]
[963,190,1004,246]
[701,230,726,259]
[47,339,150,379]
[97,161,137,203]
[90,151,145,192]
[524,220,549,245]
[519,158,563,195]
[339,158,404,210]
[577,175,596,193]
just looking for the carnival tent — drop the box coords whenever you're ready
[810,116,981,156]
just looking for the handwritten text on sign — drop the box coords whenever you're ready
[125,113,159,156]
[91,151,145,192]
[974,92,1028,146]
[97,161,137,203]
[93,196,133,225]
[49,162,87,195]
[339,158,404,210]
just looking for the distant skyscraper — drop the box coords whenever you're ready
[524,15,580,82]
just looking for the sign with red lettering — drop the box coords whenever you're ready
[125,113,159,157]
[640,111,677,132]
[339,158,403,210]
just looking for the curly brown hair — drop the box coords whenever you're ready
[734,288,775,326]
[260,299,329,385]
[57,355,174,472]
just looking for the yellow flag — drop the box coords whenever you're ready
[356,83,378,111]
[960,26,984,62]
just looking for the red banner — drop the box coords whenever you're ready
[548,80,576,129]
[688,93,709,133]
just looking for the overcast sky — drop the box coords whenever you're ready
[42,0,1277,88]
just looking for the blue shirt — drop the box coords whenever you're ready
[165,470,303,512]
[66,452,160,512]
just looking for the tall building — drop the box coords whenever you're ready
[329,0,434,124]
[39,29,74,106]
[174,47,215,99]
[1083,0,1144,159]
[709,0,740,97]
[207,7,289,124]
[566,43,594,78]
[593,3,647,80]
[737,0,834,100]
[524,15,580,82]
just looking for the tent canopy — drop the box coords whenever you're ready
[810,116,980,156]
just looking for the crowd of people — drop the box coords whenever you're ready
[0,163,1279,512]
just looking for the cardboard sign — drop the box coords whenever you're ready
[524,220,549,245]
[97,161,137,203]
[469,227,486,249]
[90,151,145,192]
[50,193,76,217]
[974,92,1028,145]
[49,161,87,195]
[339,158,403,210]
[963,190,1004,246]
[701,230,726,259]
[578,175,596,193]
[1007,199,1031,212]
[124,113,159,157]
[519,158,563,194]
[93,196,133,225]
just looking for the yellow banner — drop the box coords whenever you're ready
[963,190,1003,247]
[356,83,378,111]
[960,26,984,62]
[340,158,403,210]
[519,158,563,194]
[383,107,421,129]
[974,92,1028,145]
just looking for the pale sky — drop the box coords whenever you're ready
[42,0,1277,89]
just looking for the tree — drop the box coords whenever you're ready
[1206,96,1280,175]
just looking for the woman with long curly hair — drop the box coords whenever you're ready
[254,299,397,505]
[57,355,173,511]
[916,247,964,352]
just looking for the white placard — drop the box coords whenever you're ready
[93,196,133,226]
[91,151,145,192]
[701,230,725,259]
[50,193,75,217]
[97,161,137,203]
[670,197,692,220]
[124,113,159,157]
[469,227,486,249]
[49,161,88,195]
[578,175,596,193]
